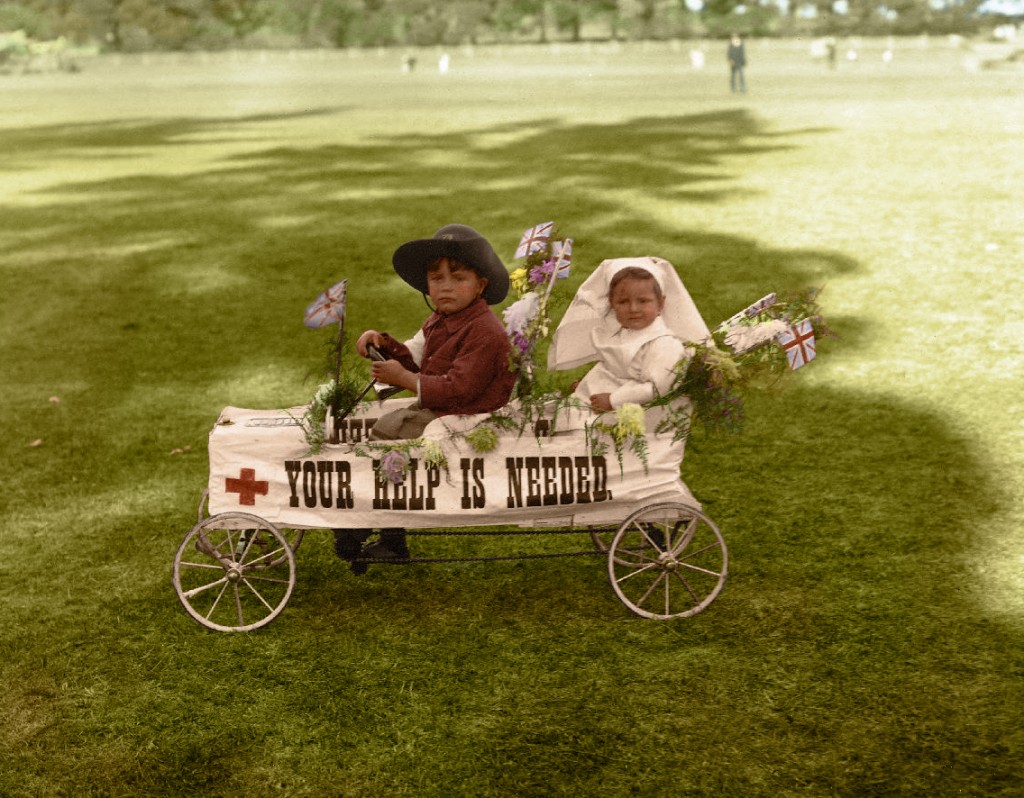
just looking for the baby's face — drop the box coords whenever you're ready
[610,277,664,331]
[427,258,488,315]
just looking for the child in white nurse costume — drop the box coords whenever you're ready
[548,257,711,411]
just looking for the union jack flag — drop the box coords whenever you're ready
[552,238,573,277]
[304,279,348,329]
[745,292,778,318]
[778,319,816,370]
[515,221,554,259]
[720,292,778,330]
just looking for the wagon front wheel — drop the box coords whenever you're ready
[607,503,727,620]
[173,512,296,632]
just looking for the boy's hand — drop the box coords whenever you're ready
[356,330,385,357]
[589,393,613,412]
[371,360,418,393]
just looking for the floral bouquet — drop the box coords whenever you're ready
[652,288,833,440]
[586,402,650,474]
[299,278,372,454]
[356,438,448,486]
[501,222,573,400]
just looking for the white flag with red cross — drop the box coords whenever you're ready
[778,318,816,370]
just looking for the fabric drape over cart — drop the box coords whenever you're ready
[207,399,698,530]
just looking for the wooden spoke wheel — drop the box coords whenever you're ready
[195,491,304,559]
[607,503,728,620]
[173,513,296,632]
[588,524,618,554]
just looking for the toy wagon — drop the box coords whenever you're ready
[172,397,728,632]
[170,233,824,634]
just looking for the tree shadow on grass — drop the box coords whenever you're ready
[2,107,851,365]
[0,107,1017,796]
[283,381,1018,794]
[0,108,347,164]
[0,108,867,547]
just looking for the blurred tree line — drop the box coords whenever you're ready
[0,0,998,51]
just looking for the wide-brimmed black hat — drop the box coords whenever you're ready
[392,224,509,305]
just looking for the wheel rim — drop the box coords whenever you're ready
[172,513,296,632]
[607,503,728,620]
[588,524,617,553]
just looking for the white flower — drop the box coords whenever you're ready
[313,381,336,404]
[724,319,789,354]
[615,403,646,438]
[502,292,540,335]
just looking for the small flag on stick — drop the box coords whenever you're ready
[552,239,573,277]
[515,221,554,259]
[719,292,778,330]
[304,279,348,329]
[778,319,816,370]
[542,238,574,303]
[305,278,350,389]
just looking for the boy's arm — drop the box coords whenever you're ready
[371,359,420,394]
[403,330,426,366]
[376,332,421,373]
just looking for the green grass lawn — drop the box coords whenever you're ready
[1,40,1022,796]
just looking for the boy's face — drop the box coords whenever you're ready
[427,258,488,315]
[610,276,664,331]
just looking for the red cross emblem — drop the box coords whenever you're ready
[225,468,269,506]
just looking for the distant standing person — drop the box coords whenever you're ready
[727,33,746,94]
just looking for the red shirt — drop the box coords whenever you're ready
[381,298,515,416]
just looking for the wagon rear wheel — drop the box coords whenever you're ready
[196,490,305,557]
[173,512,296,632]
[588,524,618,553]
[607,503,727,620]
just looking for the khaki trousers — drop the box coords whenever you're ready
[370,404,438,440]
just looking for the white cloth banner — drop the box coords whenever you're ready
[207,400,698,530]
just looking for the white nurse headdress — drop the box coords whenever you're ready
[547,256,711,371]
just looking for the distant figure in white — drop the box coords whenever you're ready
[438,52,450,74]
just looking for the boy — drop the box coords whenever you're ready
[336,223,514,567]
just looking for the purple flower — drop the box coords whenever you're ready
[511,331,530,354]
[529,259,556,286]
[381,450,409,485]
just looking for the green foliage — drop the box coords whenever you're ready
[464,423,499,452]
[586,402,649,474]
[298,327,374,453]
[298,372,367,454]
[0,0,993,51]
[649,288,832,440]
[0,2,53,39]
[355,437,448,483]
[209,0,271,39]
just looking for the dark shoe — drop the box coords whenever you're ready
[349,560,369,577]
[333,529,369,561]
[362,529,410,561]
